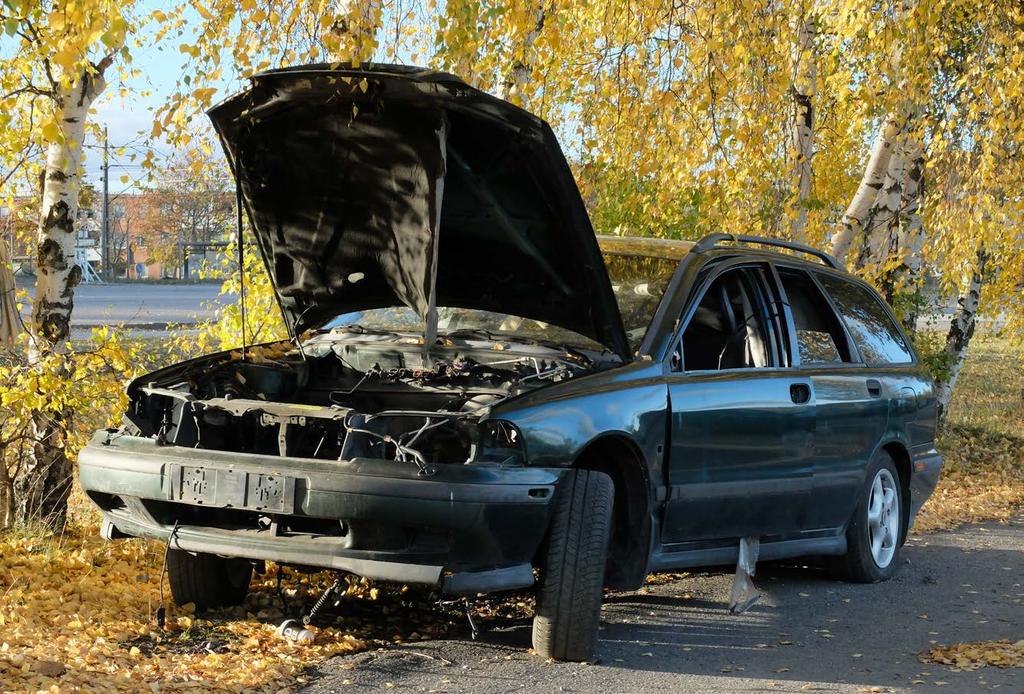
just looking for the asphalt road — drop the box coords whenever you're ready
[16,281,225,338]
[60,282,224,326]
[306,518,1024,694]
[13,281,1000,338]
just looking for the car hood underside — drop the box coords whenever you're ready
[208,64,629,359]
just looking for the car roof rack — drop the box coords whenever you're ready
[693,233,843,270]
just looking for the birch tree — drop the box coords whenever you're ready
[788,11,816,242]
[329,0,383,64]
[935,246,986,422]
[16,62,113,524]
[0,1,131,526]
[496,0,550,103]
[829,111,911,265]
[1,0,386,528]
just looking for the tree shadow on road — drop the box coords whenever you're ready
[318,522,1023,693]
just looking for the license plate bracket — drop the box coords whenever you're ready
[168,464,296,514]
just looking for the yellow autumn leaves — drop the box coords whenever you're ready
[0,528,366,692]
[913,334,1024,533]
[920,639,1024,671]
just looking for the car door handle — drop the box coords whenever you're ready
[790,383,811,404]
[866,379,882,397]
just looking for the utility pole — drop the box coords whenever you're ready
[100,126,110,281]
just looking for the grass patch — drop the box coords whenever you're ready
[914,334,1024,532]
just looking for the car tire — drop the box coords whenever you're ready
[532,469,614,662]
[167,549,253,609]
[833,451,905,583]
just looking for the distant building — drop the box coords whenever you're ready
[2,190,234,281]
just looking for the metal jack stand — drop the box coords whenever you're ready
[303,576,343,626]
[277,575,343,644]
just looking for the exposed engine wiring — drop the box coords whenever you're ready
[342,413,437,476]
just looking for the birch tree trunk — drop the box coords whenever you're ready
[889,140,926,331]
[330,0,382,64]
[831,0,920,266]
[15,63,109,528]
[495,1,549,102]
[829,110,909,264]
[0,236,18,348]
[898,142,926,285]
[789,14,816,243]
[935,246,986,424]
[855,137,908,269]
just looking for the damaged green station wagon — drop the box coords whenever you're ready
[79,64,943,662]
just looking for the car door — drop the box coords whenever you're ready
[809,272,915,528]
[774,265,886,532]
[662,262,814,545]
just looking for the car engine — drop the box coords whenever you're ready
[123,340,593,473]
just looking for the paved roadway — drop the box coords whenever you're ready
[16,282,225,338]
[15,281,998,336]
[63,282,225,327]
[306,518,1024,694]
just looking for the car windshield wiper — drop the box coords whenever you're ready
[441,328,503,342]
[441,329,597,366]
[326,324,410,337]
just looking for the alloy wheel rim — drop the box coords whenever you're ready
[867,468,899,568]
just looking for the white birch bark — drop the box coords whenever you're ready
[829,110,909,265]
[898,140,926,279]
[890,139,926,332]
[18,63,109,528]
[789,15,816,243]
[936,247,986,423]
[495,1,549,102]
[31,67,108,348]
[0,235,19,348]
[330,0,382,64]
[857,138,908,268]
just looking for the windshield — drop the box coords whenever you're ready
[603,251,679,348]
[321,251,679,353]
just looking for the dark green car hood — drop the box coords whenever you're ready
[208,64,630,360]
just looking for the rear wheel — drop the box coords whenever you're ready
[532,469,614,661]
[167,549,253,609]
[833,452,904,583]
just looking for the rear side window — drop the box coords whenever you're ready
[816,274,913,365]
[777,268,852,364]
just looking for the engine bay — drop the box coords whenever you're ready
[125,338,599,473]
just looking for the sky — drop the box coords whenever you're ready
[82,2,239,196]
[81,1,428,197]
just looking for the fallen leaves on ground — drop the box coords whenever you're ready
[913,425,1024,533]
[919,639,1024,671]
[0,521,479,692]
[0,530,357,691]
[914,335,1024,533]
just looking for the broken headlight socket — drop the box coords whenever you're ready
[473,419,525,465]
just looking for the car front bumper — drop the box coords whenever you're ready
[78,432,566,595]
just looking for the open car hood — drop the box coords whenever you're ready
[208,64,629,359]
